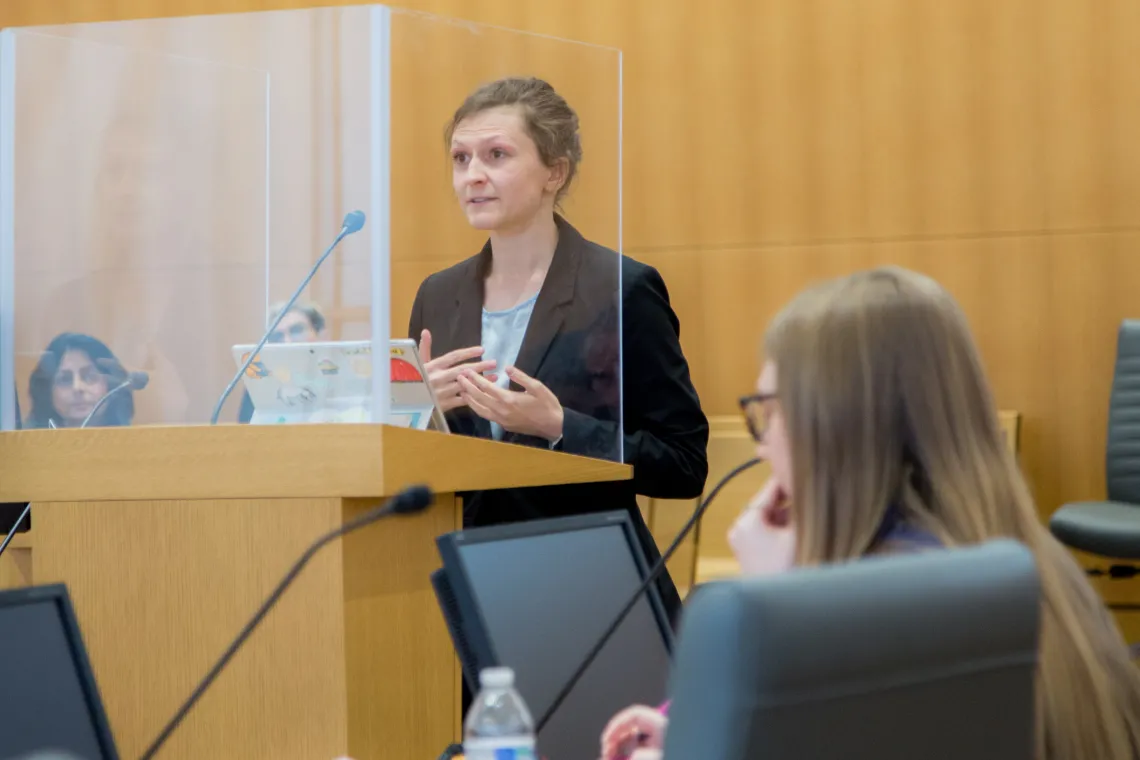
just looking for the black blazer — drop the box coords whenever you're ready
[409,217,709,619]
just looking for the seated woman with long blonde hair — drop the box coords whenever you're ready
[601,266,1140,760]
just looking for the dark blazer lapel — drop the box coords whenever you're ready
[509,216,583,388]
[451,245,491,439]
[451,245,487,353]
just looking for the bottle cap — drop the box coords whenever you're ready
[479,666,515,688]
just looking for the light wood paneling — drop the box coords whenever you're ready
[3,0,1140,530]
[342,492,462,760]
[858,0,1046,239]
[30,492,462,760]
[389,10,621,260]
[1,4,621,426]
[34,497,350,759]
[689,417,769,585]
[0,424,619,758]
[638,494,697,597]
[5,0,1140,653]
[1113,611,1140,648]
[640,234,1140,534]
[0,530,32,590]
[4,0,1140,244]
[1039,0,1140,230]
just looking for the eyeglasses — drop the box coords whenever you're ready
[53,366,104,388]
[268,322,312,344]
[739,392,777,442]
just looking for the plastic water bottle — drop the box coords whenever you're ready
[464,666,537,760]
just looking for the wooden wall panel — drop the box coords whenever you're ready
[858,0,1046,238]
[3,0,1140,603]
[388,8,622,281]
[1040,0,1140,229]
[0,533,31,590]
[644,233,1140,526]
[1,4,620,424]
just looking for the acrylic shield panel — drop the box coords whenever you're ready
[388,9,623,461]
[0,7,622,461]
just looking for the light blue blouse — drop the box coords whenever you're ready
[481,294,539,441]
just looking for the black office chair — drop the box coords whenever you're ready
[663,540,1040,760]
[1050,319,1140,612]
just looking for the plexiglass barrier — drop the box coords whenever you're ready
[0,6,622,460]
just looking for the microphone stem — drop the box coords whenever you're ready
[0,501,31,562]
[208,226,349,426]
[533,457,762,733]
[80,379,132,429]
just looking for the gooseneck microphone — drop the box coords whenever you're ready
[0,366,150,563]
[209,210,367,425]
[534,457,762,735]
[80,370,149,429]
[139,484,433,760]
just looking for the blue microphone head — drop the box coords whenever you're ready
[342,210,366,234]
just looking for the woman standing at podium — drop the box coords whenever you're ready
[408,77,709,617]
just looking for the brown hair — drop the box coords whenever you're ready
[445,77,582,203]
[764,266,1140,760]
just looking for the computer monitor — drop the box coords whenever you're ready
[0,584,119,760]
[432,511,677,760]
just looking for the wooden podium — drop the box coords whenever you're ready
[0,424,630,760]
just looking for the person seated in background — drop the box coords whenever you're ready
[266,300,326,346]
[237,300,326,423]
[601,267,1140,760]
[25,332,134,429]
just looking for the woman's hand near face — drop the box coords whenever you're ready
[418,329,497,413]
[600,705,667,760]
[728,477,796,577]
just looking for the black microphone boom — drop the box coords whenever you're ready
[138,483,432,760]
[209,210,366,425]
[0,502,30,562]
[534,457,762,734]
